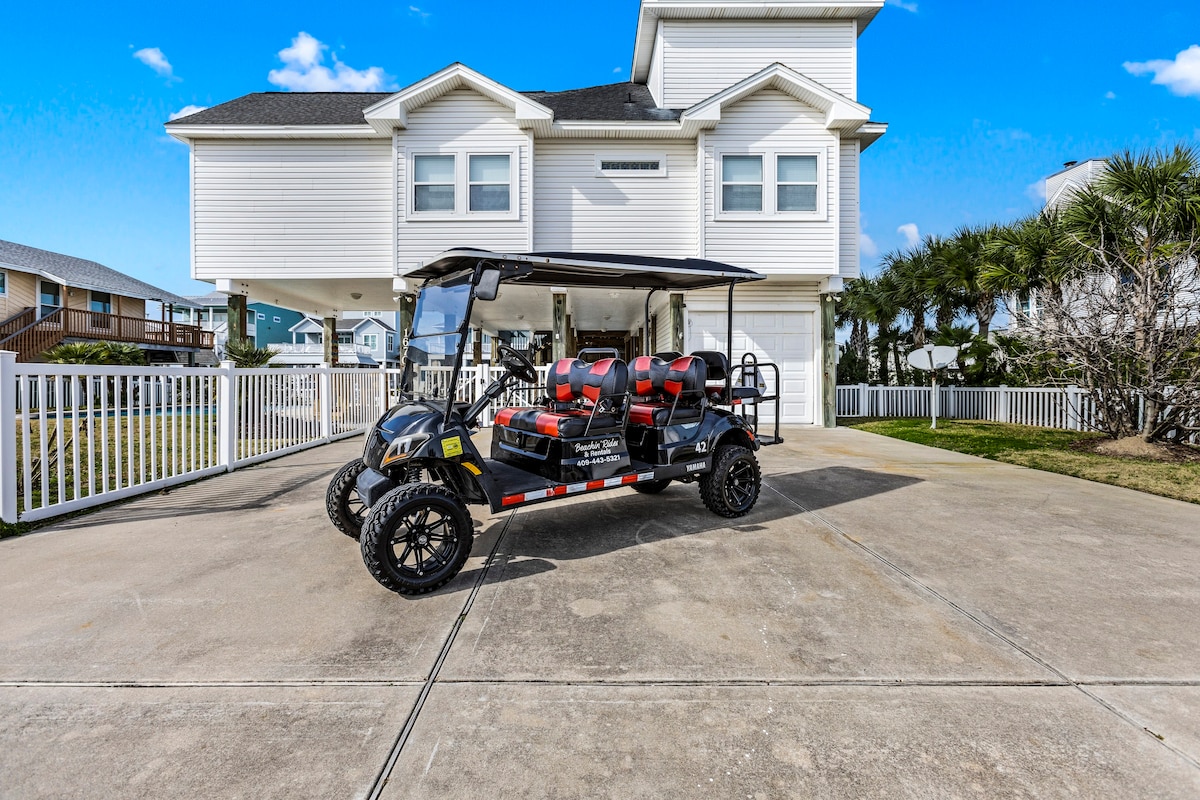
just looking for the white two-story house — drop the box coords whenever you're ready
[166,0,887,424]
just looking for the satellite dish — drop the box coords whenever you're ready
[906,344,959,371]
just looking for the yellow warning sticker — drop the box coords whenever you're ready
[441,436,464,458]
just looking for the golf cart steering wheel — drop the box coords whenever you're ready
[496,344,539,384]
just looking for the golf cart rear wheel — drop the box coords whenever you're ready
[632,479,672,495]
[699,444,761,518]
[326,459,369,540]
[360,483,473,595]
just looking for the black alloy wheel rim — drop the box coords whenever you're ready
[724,458,757,510]
[347,490,366,526]
[389,506,457,577]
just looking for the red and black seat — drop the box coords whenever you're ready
[626,355,707,426]
[693,350,763,405]
[495,357,628,439]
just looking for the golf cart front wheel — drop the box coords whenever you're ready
[326,459,369,540]
[360,483,473,595]
[699,445,761,518]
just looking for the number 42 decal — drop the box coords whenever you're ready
[695,441,708,454]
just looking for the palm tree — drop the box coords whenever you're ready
[1056,145,1200,440]
[879,248,931,348]
[980,209,1077,315]
[937,225,1001,339]
[856,272,903,385]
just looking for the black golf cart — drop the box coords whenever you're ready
[327,249,782,595]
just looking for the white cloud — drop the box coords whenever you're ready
[1124,44,1200,99]
[613,67,623,74]
[1026,179,1047,206]
[409,5,431,20]
[267,32,395,92]
[885,0,918,12]
[1105,90,1117,100]
[897,223,920,249]
[860,232,879,259]
[169,104,208,121]
[133,47,177,81]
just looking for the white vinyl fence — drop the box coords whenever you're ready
[2,355,556,525]
[836,383,1099,430]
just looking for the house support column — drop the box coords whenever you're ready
[472,328,483,365]
[552,293,567,362]
[669,293,685,355]
[820,292,837,428]
[226,294,248,346]
[323,316,337,367]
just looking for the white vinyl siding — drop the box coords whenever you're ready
[661,20,857,107]
[533,139,697,257]
[192,140,394,280]
[839,140,860,279]
[703,90,839,274]
[396,90,531,270]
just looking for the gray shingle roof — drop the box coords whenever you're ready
[526,83,681,121]
[0,240,198,308]
[165,83,682,127]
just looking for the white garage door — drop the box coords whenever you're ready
[687,310,815,424]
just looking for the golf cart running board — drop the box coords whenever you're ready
[495,458,709,511]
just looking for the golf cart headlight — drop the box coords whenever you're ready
[381,434,430,467]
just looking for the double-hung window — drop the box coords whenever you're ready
[468,155,511,212]
[410,152,515,217]
[718,152,824,218]
[0,270,7,297]
[721,156,764,213]
[413,155,456,213]
[776,156,818,213]
[361,333,379,350]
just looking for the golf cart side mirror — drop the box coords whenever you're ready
[475,268,501,301]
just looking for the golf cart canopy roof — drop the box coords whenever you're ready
[404,249,765,291]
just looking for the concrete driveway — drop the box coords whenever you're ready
[1,427,1198,798]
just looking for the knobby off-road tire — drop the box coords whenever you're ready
[326,459,369,540]
[631,479,672,495]
[699,444,761,518]
[360,482,473,595]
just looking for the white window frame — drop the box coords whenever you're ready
[256,312,266,320]
[361,333,379,350]
[715,149,827,221]
[594,154,668,178]
[0,269,7,297]
[273,316,282,323]
[406,149,519,221]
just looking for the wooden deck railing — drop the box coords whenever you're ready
[0,308,214,361]
[0,307,37,340]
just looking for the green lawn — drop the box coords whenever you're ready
[842,418,1200,505]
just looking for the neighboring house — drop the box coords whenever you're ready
[272,315,402,367]
[165,0,888,423]
[0,239,212,363]
[180,292,305,354]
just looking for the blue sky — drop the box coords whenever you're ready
[1,0,1198,298]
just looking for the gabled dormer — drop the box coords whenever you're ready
[632,0,885,106]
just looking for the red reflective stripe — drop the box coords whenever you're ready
[502,495,522,507]
[553,486,568,495]
[586,480,606,490]
[620,474,638,485]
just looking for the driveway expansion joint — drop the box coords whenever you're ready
[765,481,1200,773]
[366,510,516,800]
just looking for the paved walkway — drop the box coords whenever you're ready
[1,427,1198,798]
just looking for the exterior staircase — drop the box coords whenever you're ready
[0,308,66,361]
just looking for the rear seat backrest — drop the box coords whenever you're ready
[629,356,669,399]
[664,356,707,403]
[547,358,628,407]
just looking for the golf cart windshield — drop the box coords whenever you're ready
[400,280,472,403]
